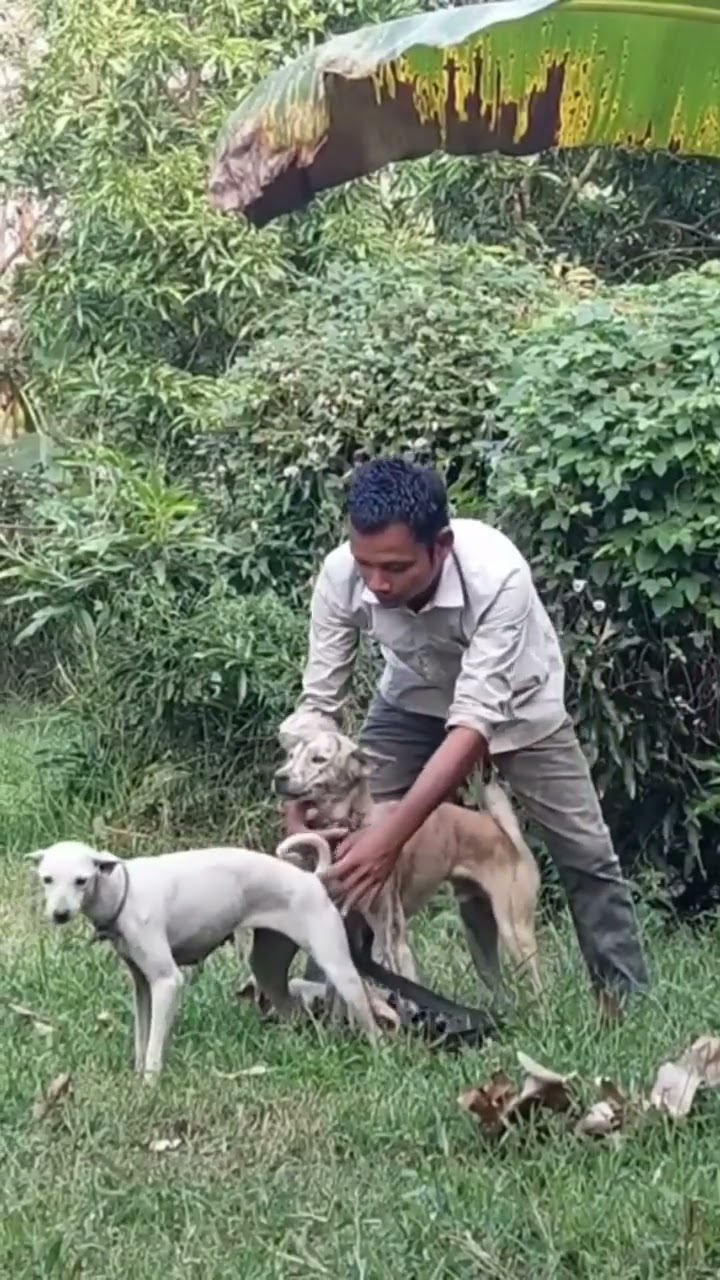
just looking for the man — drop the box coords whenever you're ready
[280,456,648,1003]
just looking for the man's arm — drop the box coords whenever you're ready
[279,564,359,833]
[325,565,532,905]
[278,563,359,745]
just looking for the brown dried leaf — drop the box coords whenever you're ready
[575,1099,622,1138]
[575,1079,631,1140]
[458,1071,517,1136]
[650,1033,720,1119]
[32,1072,72,1121]
[213,1064,272,1080]
[597,1076,627,1108]
[650,1062,701,1119]
[678,1035,720,1087]
[10,1002,52,1024]
[509,1052,576,1118]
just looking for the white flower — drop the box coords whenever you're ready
[572,578,587,594]
[592,599,606,613]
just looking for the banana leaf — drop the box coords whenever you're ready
[209,0,720,226]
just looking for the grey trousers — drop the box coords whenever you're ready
[356,695,649,997]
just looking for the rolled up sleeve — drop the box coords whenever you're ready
[446,564,533,740]
[278,565,359,746]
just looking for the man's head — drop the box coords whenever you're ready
[347,457,452,609]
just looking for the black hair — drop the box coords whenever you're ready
[346,456,449,547]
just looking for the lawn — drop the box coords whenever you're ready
[2,706,720,1279]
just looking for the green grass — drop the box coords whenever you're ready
[3,705,720,1279]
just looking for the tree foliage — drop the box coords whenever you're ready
[1,0,719,876]
[478,263,720,871]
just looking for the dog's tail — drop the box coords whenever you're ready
[275,831,337,876]
[483,781,536,869]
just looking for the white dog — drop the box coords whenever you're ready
[31,836,388,1080]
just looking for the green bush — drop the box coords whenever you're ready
[0,446,307,820]
[470,262,720,876]
[183,244,559,599]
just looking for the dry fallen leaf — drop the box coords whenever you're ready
[650,1062,701,1119]
[508,1052,576,1118]
[679,1035,720,1087]
[458,1071,517,1136]
[650,1035,720,1120]
[10,1002,54,1039]
[10,1002,48,1022]
[149,1137,182,1154]
[575,1099,622,1139]
[32,1072,72,1121]
[213,1064,271,1080]
[459,1053,576,1137]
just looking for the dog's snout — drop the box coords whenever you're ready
[52,908,71,924]
[273,774,293,797]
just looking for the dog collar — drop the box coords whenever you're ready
[90,862,130,943]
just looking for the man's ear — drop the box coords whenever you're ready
[93,852,120,875]
[434,526,454,561]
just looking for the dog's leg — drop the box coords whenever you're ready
[452,879,506,996]
[308,912,380,1044]
[126,959,151,1074]
[368,886,418,982]
[143,967,185,1079]
[491,878,542,994]
[249,928,300,1017]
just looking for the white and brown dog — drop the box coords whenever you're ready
[274,728,542,997]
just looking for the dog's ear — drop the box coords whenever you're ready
[278,711,336,753]
[351,746,393,774]
[93,852,120,875]
[26,849,44,864]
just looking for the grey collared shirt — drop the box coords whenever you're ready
[280,519,568,754]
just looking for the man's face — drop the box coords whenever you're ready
[349,521,451,608]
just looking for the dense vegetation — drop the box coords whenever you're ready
[1,0,719,888]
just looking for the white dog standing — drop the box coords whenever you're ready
[31,836,386,1081]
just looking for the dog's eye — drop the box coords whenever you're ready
[310,754,326,765]
[42,875,52,886]
[74,876,88,888]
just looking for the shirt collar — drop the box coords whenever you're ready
[361,552,464,611]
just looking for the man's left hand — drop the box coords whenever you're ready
[322,825,400,911]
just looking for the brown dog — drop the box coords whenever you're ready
[274,728,541,996]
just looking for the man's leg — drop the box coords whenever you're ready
[494,717,649,998]
[359,694,446,801]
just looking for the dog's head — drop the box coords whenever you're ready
[29,840,120,924]
[274,728,384,820]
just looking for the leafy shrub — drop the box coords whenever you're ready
[183,244,560,599]
[471,262,720,877]
[0,446,307,820]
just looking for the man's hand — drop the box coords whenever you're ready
[323,822,401,911]
[324,725,488,911]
